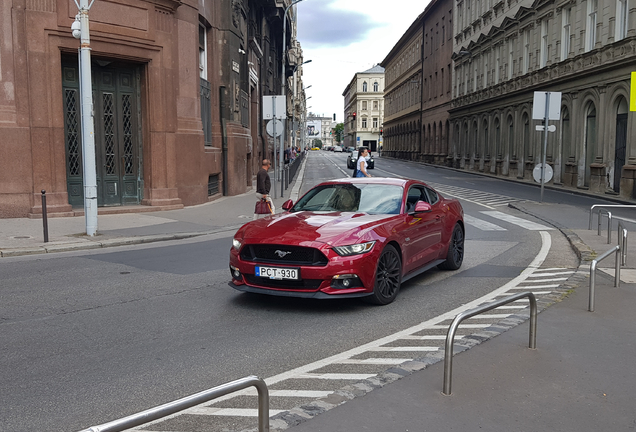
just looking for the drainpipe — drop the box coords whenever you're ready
[220,86,229,196]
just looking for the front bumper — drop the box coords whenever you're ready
[229,244,380,298]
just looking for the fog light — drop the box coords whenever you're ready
[331,274,361,289]
[230,265,241,280]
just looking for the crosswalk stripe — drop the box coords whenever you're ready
[190,407,286,417]
[367,347,439,352]
[401,335,464,340]
[481,210,553,230]
[529,271,575,277]
[464,214,507,231]
[297,373,376,380]
[336,358,413,365]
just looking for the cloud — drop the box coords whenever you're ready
[297,2,382,49]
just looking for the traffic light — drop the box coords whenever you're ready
[379,128,383,136]
[333,113,336,121]
[352,112,356,120]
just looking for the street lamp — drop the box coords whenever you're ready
[291,60,311,151]
[72,0,98,236]
[280,0,306,197]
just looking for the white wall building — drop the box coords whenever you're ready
[343,65,385,152]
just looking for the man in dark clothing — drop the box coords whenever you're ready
[254,159,274,219]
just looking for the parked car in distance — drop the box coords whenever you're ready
[311,147,320,151]
[229,178,465,305]
[333,146,343,152]
[347,147,355,153]
[347,151,375,170]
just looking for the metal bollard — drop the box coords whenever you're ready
[41,190,49,243]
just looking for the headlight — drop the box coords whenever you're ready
[232,239,242,251]
[332,241,376,256]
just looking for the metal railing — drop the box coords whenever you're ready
[597,209,613,243]
[443,292,537,396]
[588,227,628,312]
[78,375,270,432]
[588,204,636,231]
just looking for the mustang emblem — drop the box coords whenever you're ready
[275,250,292,258]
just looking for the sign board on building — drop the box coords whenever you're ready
[532,92,562,120]
[631,72,636,111]
[232,61,240,73]
[307,120,321,137]
[263,96,286,120]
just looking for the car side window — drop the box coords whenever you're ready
[424,187,439,205]
[406,187,426,212]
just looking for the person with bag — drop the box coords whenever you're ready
[356,147,372,178]
[254,159,275,219]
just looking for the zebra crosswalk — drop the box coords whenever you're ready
[426,181,527,209]
[465,210,554,231]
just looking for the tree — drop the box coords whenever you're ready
[334,123,344,143]
[313,139,323,148]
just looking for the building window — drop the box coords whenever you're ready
[363,81,368,92]
[199,24,207,79]
[362,117,368,128]
[483,54,488,88]
[586,0,598,52]
[373,100,378,110]
[373,117,378,128]
[616,0,629,41]
[495,45,501,84]
[508,41,514,80]
[540,20,549,68]
[561,8,571,60]
[523,29,530,74]
[362,101,368,110]
[373,82,379,92]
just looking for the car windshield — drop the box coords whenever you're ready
[292,184,403,214]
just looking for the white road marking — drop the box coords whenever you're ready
[401,335,464,340]
[367,347,439,352]
[481,211,553,230]
[190,407,286,417]
[464,214,507,231]
[297,373,377,380]
[336,358,413,365]
[529,271,575,277]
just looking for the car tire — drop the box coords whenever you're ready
[365,244,402,305]
[438,223,464,270]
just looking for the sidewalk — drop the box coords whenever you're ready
[0,159,307,258]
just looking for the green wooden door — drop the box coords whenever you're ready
[62,60,142,207]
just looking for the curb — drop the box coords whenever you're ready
[0,225,243,258]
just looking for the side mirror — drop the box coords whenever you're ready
[413,201,431,213]
[282,199,294,211]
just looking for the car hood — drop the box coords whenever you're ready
[237,211,394,246]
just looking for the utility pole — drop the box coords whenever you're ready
[72,0,98,236]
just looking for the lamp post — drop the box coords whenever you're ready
[72,0,98,236]
[291,60,311,151]
[280,0,305,197]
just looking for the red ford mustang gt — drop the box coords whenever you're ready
[229,178,464,304]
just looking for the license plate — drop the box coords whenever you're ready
[255,266,299,280]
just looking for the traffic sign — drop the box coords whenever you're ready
[533,163,553,183]
[266,119,283,137]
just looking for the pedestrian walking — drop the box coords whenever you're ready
[356,147,372,178]
[254,159,275,219]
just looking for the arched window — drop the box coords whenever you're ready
[363,82,368,92]
[373,82,379,92]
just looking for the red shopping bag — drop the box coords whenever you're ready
[255,198,273,215]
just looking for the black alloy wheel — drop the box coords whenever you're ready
[438,223,464,270]
[366,244,402,305]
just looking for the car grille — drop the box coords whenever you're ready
[244,275,323,290]
[240,244,328,266]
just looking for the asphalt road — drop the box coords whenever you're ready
[0,152,579,432]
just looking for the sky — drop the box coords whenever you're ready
[296,0,429,122]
